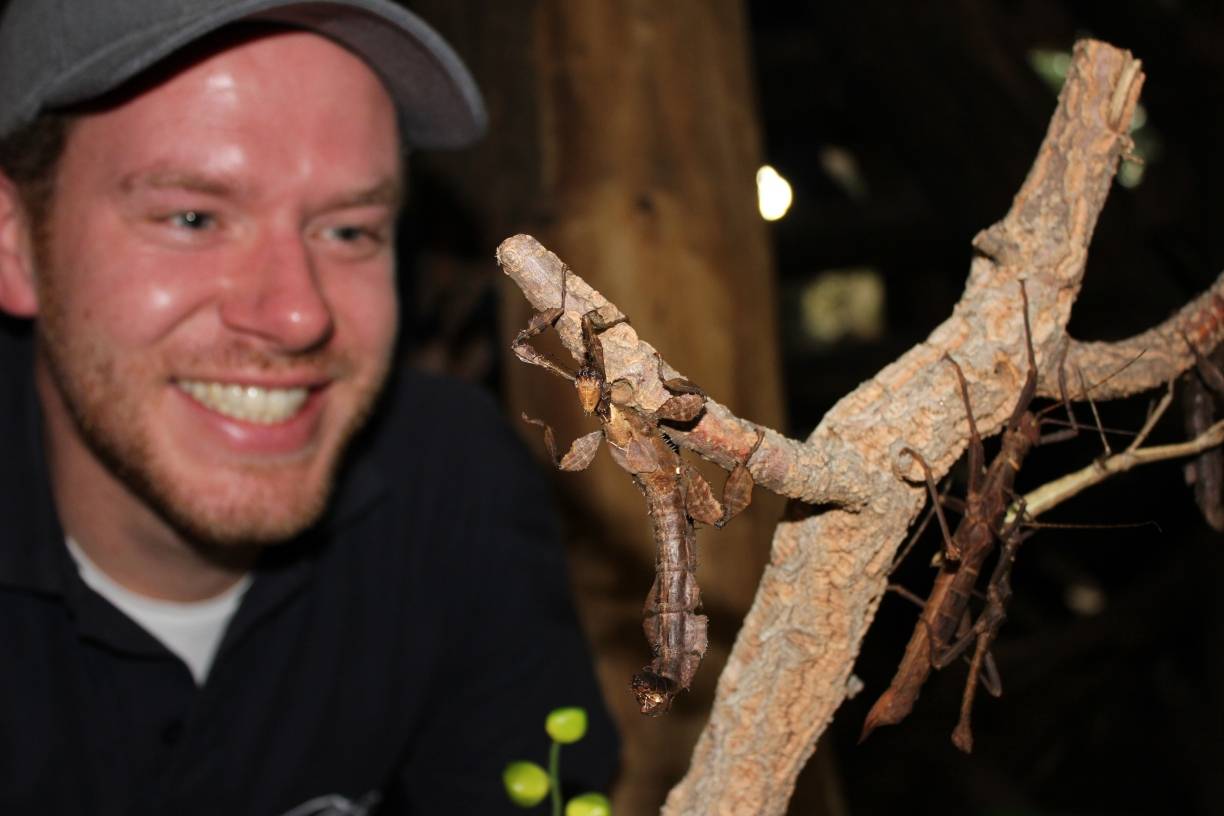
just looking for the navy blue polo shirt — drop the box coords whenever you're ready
[0,320,618,815]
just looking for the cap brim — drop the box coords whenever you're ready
[37,0,486,149]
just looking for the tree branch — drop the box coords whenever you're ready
[497,39,1198,816]
[1053,275,1224,399]
[496,234,872,509]
[660,40,1147,815]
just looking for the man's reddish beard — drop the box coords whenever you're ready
[33,240,394,550]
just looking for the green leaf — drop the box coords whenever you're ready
[565,792,612,816]
[545,707,588,744]
[503,760,550,808]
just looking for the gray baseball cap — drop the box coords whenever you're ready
[0,0,487,148]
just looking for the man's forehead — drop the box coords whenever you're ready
[57,33,405,204]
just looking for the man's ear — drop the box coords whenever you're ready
[0,171,39,317]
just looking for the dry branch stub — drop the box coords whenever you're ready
[496,234,870,510]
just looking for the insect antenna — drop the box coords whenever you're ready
[1034,349,1149,448]
[1020,519,1161,533]
[1037,416,1139,438]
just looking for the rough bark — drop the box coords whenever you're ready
[497,40,1212,815]
[667,42,1144,815]
[1059,283,1224,397]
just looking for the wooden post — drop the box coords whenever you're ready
[409,1,792,811]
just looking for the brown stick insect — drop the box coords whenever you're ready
[861,281,1059,751]
[1181,337,1224,531]
[512,268,762,716]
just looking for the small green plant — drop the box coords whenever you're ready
[502,706,611,816]
[503,761,551,808]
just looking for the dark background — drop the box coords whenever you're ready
[746,4,1222,814]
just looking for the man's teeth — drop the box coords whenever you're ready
[177,380,309,424]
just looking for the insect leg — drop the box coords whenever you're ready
[520,414,603,472]
[654,354,707,422]
[898,446,961,562]
[891,472,960,573]
[681,429,763,528]
[511,307,575,381]
[950,628,992,753]
[944,354,985,497]
[579,308,633,378]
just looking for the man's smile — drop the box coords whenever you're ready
[175,379,311,425]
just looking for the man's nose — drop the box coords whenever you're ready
[218,231,335,352]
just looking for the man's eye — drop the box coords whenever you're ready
[328,225,376,243]
[169,211,215,230]
[312,220,391,261]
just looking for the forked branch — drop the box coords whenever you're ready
[499,38,1219,816]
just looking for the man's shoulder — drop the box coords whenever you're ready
[382,366,504,431]
[360,366,521,466]
[320,365,559,594]
[336,365,547,525]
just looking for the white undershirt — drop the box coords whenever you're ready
[65,537,252,686]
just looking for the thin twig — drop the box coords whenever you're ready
[1021,414,1224,520]
[1129,382,1176,451]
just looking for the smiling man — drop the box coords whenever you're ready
[0,2,614,814]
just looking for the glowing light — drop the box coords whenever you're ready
[1065,583,1106,616]
[800,267,885,345]
[1118,160,1145,188]
[1028,48,1072,92]
[818,146,868,201]
[756,165,793,221]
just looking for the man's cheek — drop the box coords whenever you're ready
[345,287,399,354]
